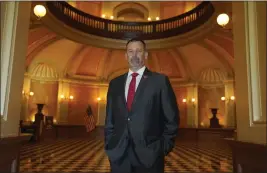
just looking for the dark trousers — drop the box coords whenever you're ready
[109,139,164,173]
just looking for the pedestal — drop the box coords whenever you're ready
[35,103,45,122]
[209,108,222,128]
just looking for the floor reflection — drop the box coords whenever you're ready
[20,139,233,173]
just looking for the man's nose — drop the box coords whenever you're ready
[132,51,138,56]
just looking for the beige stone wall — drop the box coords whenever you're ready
[1,2,31,137]
[232,1,266,144]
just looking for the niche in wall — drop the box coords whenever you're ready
[24,63,59,122]
[198,86,225,127]
[197,67,227,127]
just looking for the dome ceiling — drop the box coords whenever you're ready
[26,26,234,83]
[66,1,202,20]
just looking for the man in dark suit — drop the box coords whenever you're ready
[104,38,179,173]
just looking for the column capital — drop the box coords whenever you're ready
[223,79,234,85]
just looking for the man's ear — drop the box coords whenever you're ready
[125,53,128,60]
[145,51,148,60]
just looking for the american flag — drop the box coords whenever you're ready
[84,105,96,132]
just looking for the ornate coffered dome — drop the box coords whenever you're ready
[198,67,226,88]
[30,63,58,81]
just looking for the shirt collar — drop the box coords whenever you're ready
[128,66,146,77]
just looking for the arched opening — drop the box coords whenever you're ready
[117,8,145,21]
[113,2,149,21]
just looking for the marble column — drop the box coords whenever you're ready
[186,84,198,127]
[224,80,236,127]
[57,80,70,124]
[0,2,31,137]
[96,85,108,126]
[20,73,32,121]
[232,1,266,144]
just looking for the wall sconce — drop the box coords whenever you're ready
[156,17,160,20]
[22,90,34,97]
[101,14,106,18]
[221,96,235,102]
[191,98,196,107]
[33,5,46,19]
[60,94,65,99]
[59,94,74,102]
[147,17,151,21]
[182,98,196,106]
[97,97,107,102]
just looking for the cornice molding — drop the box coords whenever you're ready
[24,73,233,88]
[24,74,233,88]
[57,77,197,88]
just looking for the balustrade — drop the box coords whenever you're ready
[46,1,214,40]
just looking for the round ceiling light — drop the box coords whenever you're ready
[33,5,46,18]
[217,13,229,27]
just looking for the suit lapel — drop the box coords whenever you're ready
[122,68,152,112]
[122,73,128,109]
[131,68,151,111]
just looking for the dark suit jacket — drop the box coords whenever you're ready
[104,68,179,167]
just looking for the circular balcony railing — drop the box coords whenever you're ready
[46,1,214,40]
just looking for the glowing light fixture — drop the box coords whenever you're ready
[182,98,187,103]
[156,17,160,20]
[69,95,74,100]
[191,98,196,102]
[147,17,151,21]
[110,16,114,19]
[33,5,46,18]
[29,92,34,96]
[217,13,229,27]
[102,14,106,18]
[31,116,35,122]
[221,96,235,101]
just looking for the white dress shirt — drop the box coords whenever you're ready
[125,66,146,100]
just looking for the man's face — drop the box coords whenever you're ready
[125,41,148,70]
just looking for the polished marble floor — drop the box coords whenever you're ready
[19,136,233,173]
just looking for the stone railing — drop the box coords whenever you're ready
[46,1,214,40]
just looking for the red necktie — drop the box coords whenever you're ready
[127,73,138,111]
